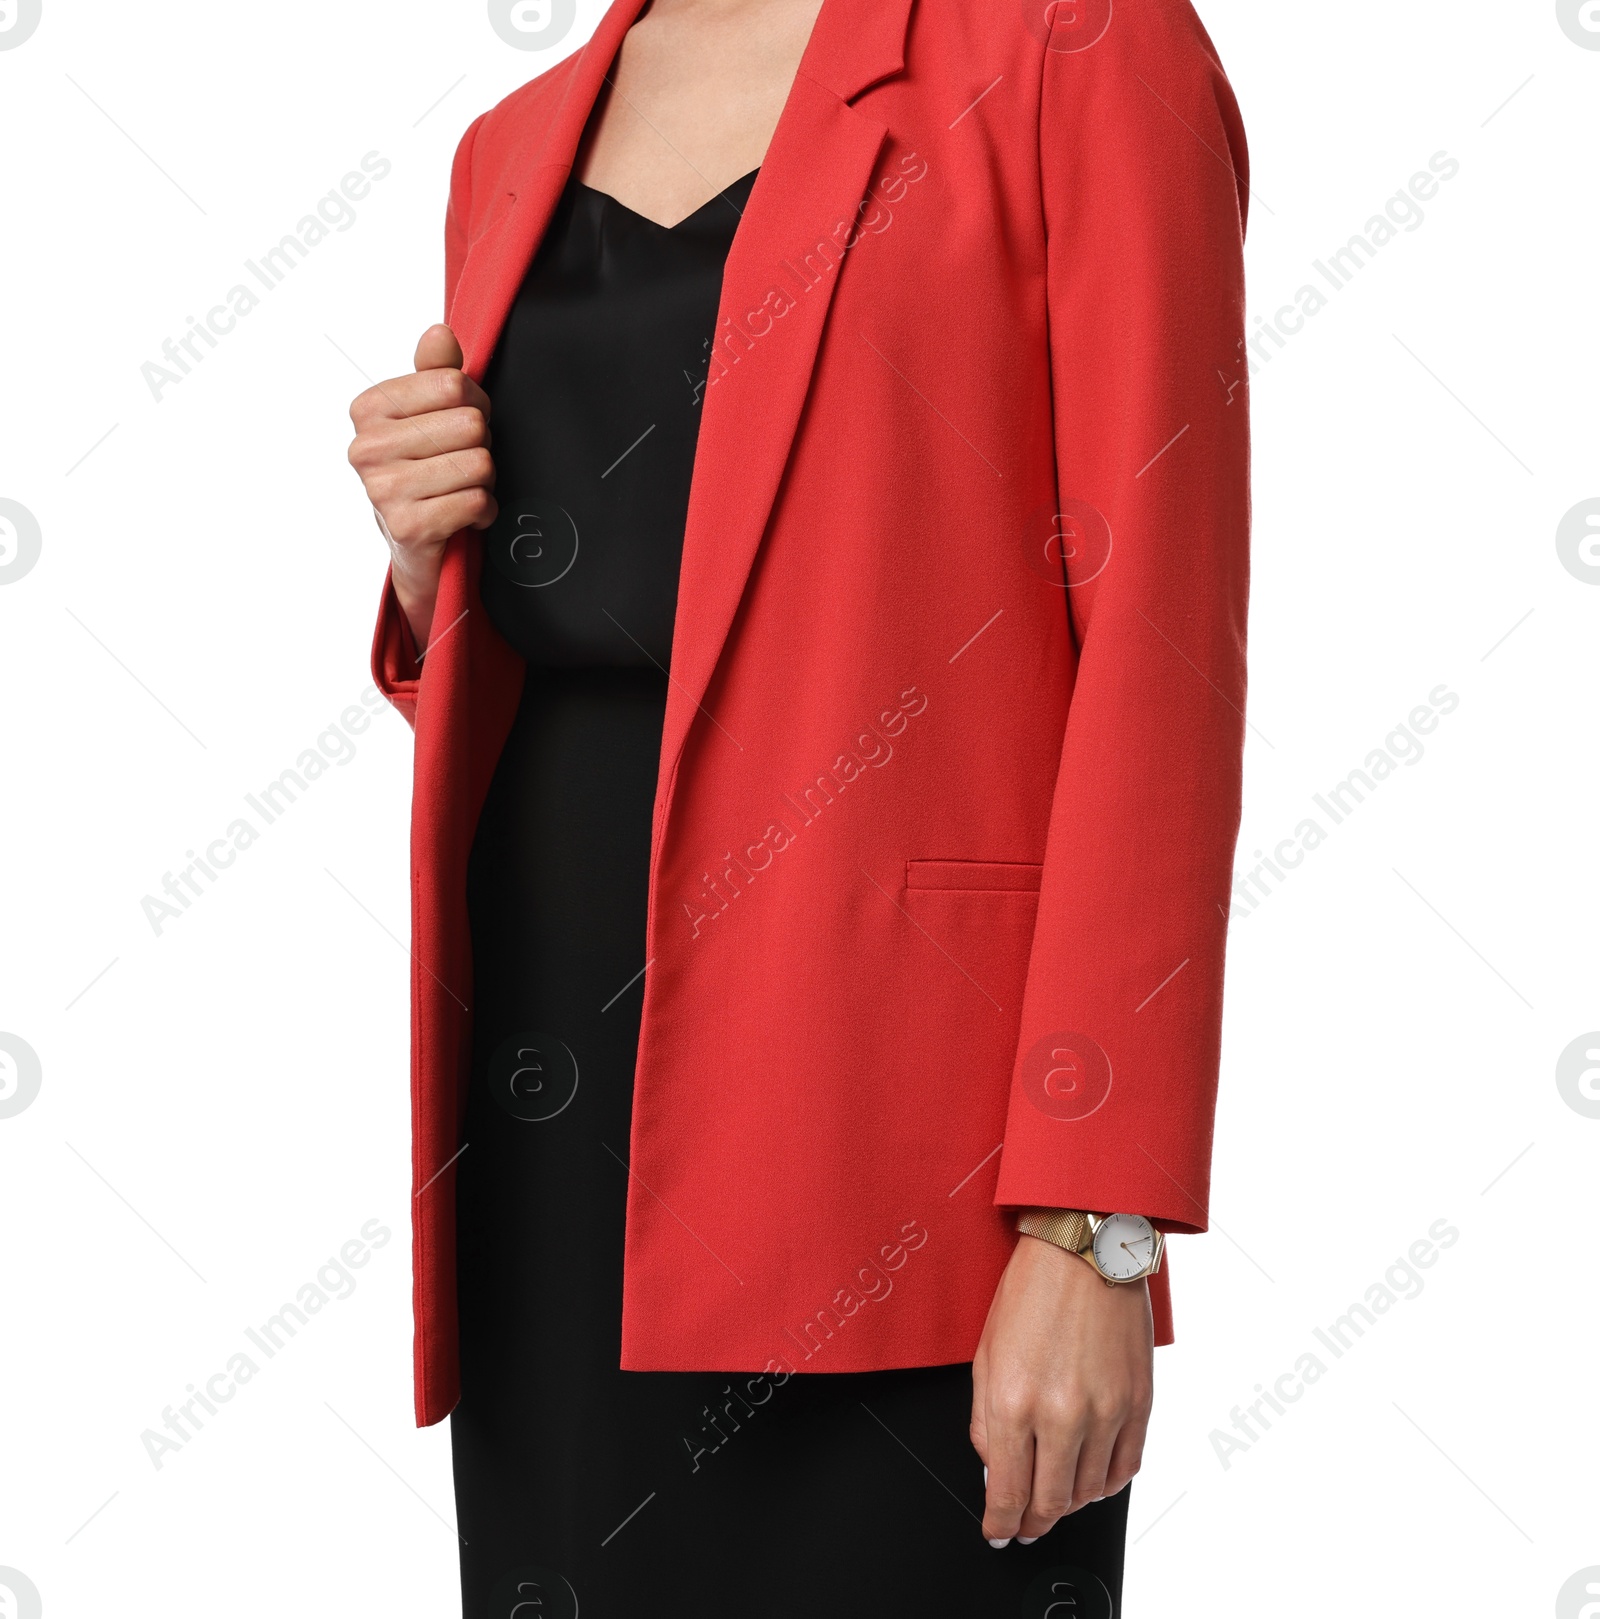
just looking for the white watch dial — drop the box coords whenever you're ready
[1091,1213,1157,1280]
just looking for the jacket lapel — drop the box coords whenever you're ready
[656,0,914,801]
[448,0,652,381]
[436,0,914,796]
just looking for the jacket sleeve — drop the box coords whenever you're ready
[368,111,489,731]
[993,3,1251,1237]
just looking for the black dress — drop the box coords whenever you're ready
[452,169,1130,1619]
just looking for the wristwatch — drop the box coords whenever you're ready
[1016,1209,1164,1285]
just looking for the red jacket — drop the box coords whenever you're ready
[373,0,1250,1426]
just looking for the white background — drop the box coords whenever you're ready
[1,1,1596,1615]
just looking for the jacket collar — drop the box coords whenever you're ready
[804,0,915,104]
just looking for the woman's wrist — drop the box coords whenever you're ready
[389,561,438,660]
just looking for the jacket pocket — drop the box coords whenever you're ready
[900,862,1042,1021]
[904,860,1043,894]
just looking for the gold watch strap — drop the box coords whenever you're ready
[1016,1208,1093,1253]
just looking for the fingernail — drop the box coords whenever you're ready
[987,1537,1011,1549]
[982,1465,988,1484]
[1017,1535,1039,1545]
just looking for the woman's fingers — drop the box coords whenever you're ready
[353,406,491,464]
[968,1355,991,1468]
[980,1392,1038,1546]
[1061,1413,1118,1521]
[1016,1411,1084,1542]
[349,364,492,433]
[345,323,497,649]
[380,487,499,554]
[1013,1403,1143,1544]
[1101,1401,1150,1501]
[414,320,464,373]
[985,1401,1142,1547]
[365,442,495,511]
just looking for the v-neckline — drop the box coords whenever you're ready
[576,169,759,233]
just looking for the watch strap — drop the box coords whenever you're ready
[1015,1208,1093,1253]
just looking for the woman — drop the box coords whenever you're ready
[347,0,1249,1612]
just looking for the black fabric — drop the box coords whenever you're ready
[454,170,1130,1618]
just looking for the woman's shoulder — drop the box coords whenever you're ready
[906,0,1232,108]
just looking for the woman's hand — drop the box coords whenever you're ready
[970,1231,1154,1547]
[346,323,497,651]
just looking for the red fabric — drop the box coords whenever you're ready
[373,0,1250,1426]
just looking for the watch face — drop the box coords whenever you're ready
[1092,1214,1157,1280]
